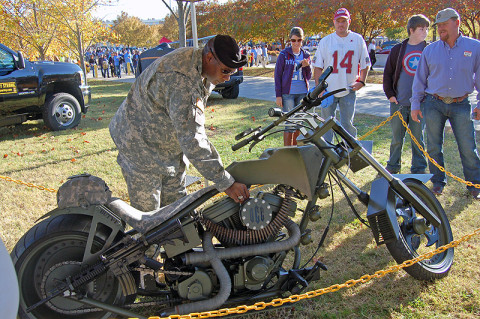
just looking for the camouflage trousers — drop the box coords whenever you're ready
[121,165,187,212]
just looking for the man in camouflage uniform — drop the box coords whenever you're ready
[109,35,250,211]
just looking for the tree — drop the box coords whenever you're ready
[42,0,112,84]
[161,0,191,47]
[197,0,301,48]
[112,12,157,47]
[297,0,398,40]
[0,0,58,60]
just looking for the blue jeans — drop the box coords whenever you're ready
[282,93,306,132]
[321,90,357,142]
[114,65,121,77]
[386,103,427,173]
[421,94,480,190]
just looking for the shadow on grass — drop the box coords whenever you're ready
[0,147,117,176]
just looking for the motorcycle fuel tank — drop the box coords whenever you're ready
[227,145,323,199]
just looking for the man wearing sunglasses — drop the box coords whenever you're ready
[109,35,250,212]
[312,7,371,142]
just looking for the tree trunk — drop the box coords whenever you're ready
[76,26,88,85]
[178,3,186,47]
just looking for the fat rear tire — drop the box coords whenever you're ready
[386,179,454,281]
[12,214,129,319]
[43,93,81,130]
[221,84,239,99]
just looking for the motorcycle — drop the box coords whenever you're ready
[11,67,454,319]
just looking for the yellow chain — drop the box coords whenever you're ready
[0,174,57,193]
[358,110,401,141]
[395,112,480,189]
[148,227,480,319]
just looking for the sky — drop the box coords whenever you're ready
[93,0,228,21]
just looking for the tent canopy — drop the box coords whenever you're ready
[159,37,172,44]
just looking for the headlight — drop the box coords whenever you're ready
[77,70,85,86]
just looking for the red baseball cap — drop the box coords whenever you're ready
[334,8,350,20]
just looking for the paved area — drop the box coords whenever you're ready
[87,70,479,130]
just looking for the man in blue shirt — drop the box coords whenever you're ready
[411,8,480,199]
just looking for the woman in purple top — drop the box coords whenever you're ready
[274,27,312,146]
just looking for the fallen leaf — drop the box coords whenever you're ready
[67,138,72,142]
[51,147,55,151]
[84,140,89,143]
[71,158,76,162]
[3,154,7,158]
[82,115,86,118]
[17,152,23,156]
[211,109,215,112]
[102,110,105,114]
[98,117,103,121]
[252,116,256,121]
[81,132,87,136]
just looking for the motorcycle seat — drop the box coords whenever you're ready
[107,185,217,234]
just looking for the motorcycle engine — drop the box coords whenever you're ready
[200,191,296,246]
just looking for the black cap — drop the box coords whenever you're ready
[213,35,247,69]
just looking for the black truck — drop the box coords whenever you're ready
[0,43,91,130]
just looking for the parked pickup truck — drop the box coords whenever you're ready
[0,43,91,130]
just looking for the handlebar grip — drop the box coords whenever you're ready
[308,66,333,100]
[232,138,251,151]
[268,107,284,117]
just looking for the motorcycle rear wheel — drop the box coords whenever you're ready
[386,179,454,281]
[12,214,129,319]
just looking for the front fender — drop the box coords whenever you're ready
[367,174,434,245]
[37,205,125,263]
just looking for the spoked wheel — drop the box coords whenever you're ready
[386,179,454,281]
[12,214,129,319]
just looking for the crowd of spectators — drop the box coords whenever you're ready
[85,47,143,78]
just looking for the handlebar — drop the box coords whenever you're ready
[231,66,334,152]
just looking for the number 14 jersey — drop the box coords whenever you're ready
[313,31,371,97]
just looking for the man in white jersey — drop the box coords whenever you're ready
[313,8,371,142]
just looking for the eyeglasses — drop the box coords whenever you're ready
[210,48,237,75]
[290,39,303,43]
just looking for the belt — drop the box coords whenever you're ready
[433,94,468,104]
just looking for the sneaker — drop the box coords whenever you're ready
[432,185,444,195]
[469,189,480,200]
[385,167,399,174]
[411,170,427,174]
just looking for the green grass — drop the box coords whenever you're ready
[1,80,479,319]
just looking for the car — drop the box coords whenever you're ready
[0,43,91,130]
[212,67,243,99]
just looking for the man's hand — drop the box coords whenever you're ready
[473,107,480,121]
[350,81,365,91]
[389,96,398,104]
[225,182,250,203]
[411,109,423,123]
[275,97,283,108]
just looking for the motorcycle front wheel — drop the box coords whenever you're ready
[386,179,454,281]
[12,214,129,319]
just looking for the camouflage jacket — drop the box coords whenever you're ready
[109,47,235,192]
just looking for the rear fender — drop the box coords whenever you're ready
[37,205,125,264]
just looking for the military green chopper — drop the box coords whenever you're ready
[12,67,454,319]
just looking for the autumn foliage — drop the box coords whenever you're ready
[196,0,479,44]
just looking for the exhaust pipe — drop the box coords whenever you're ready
[184,219,300,265]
